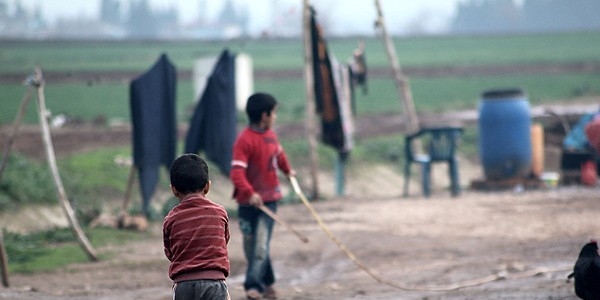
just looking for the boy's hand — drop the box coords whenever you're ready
[287,169,297,178]
[249,193,263,207]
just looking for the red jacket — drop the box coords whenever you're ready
[230,127,291,205]
[163,193,230,282]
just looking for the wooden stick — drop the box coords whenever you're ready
[0,230,9,287]
[374,0,420,135]
[0,85,34,182]
[33,67,98,262]
[258,205,309,243]
[117,166,137,226]
[302,0,320,199]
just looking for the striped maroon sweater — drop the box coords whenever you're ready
[163,193,230,282]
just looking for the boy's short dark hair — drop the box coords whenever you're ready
[246,92,278,124]
[170,153,209,194]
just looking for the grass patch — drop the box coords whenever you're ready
[59,146,132,199]
[0,147,143,220]
[0,153,57,210]
[57,146,134,220]
[352,135,404,164]
[4,227,149,273]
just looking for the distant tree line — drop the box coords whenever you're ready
[100,0,178,39]
[0,0,179,39]
[2,0,599,39]
[451,0,600,34]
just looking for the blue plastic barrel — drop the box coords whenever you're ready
[478,89,532,180]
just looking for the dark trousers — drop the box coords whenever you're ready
[173,279,230,300]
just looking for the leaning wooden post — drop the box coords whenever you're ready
[117,165,136,227]
[302,0,320,199]
[374,0,420,134]
[0,84,34,182]
[32,67,98,262]
[0,229,9,287]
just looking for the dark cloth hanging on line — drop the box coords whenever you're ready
[184,49,237,175]
[310,7,354,153]
[129,53,177,217]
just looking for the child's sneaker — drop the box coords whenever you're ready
[263,285,278,300]
[245,289,262,300]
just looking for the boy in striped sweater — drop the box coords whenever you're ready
[163,153,231,300]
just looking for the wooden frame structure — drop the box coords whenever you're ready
[0,68,98,286]
[301,0,420,198]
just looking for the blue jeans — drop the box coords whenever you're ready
[238,202,277,292]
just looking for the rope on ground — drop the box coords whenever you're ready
[289,176,572,292]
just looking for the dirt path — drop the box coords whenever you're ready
[1,165,596,300]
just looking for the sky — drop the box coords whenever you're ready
[9,0,466,35]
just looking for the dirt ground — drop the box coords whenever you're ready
[0,105,598,299]
[1,152,597,299]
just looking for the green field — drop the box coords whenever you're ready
[2,32,600,72]
[1,32,600,125]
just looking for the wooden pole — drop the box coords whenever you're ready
[0,85,34,182]
[0,230,9,287]
[302,0,320,199]
[374,0,420,134]
[1,74,52,288]
[117,166,136,227]
[335,153,346,196]
[32,67,98,262]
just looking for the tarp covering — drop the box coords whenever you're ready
[184,49,237,175]
[129,53,177,216]
[563,112,597,151]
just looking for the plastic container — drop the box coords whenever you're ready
[541,172,560,188]
[478,89,532,180]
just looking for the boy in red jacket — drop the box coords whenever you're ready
[230,93,295,300]
[163,153,231,300]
